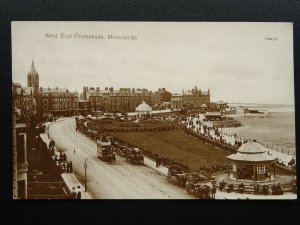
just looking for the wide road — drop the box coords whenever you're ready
[49,117,195,199]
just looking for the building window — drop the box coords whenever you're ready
[232,164,237,172]
[257,165,265,174]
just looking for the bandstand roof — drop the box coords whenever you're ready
[135,101,152,112]
[227,141,277,162]
[237,141,266,154]
[227,152,276,162]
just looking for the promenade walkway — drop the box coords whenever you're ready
[42,117,296,200]
[143,156,168,176]
[61,173,92,199]
[186,115,295,166]
[144,156,296,199]
[40,124,92,199]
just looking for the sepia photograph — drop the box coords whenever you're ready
[11,21,296,199]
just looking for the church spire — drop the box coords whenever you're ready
[29,60,37,75]
[27,60,39,96]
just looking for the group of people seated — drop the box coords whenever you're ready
[220,182,245,193]
[219,180,284,195]
[254,183,283,195]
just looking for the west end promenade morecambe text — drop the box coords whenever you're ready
[45,33,138,40]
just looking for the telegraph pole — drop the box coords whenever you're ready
[84,161,87,192]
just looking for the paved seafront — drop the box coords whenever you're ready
[40,130,92,199]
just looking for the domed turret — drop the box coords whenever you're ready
[237,141,266,154]
[135,101,152,113]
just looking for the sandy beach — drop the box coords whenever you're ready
[223,106,295,156]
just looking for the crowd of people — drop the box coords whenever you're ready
[46,138,82,199]
[218,179,284,195]
[48,140,73,173]
[184,116,245,149]
[194,184,216,199]
[183,114,296,169]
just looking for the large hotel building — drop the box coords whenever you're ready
[81,86,172,113]
[18,61,211,117]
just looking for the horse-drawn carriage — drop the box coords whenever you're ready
[117,146,127,157]
[185,173,209,194]
[167,165,186,185]
[126,148,144,165]
[96,135,116,163]
[111,140,128,157]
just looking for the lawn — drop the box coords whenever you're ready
[88,120,181,130]
[110,131,230,171]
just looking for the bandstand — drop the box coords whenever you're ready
[135,101,152,115]
[227,140,277,182]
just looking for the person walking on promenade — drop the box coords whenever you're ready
[71,187,77,199]
[76,186,82,199]
[211,185,217,199]
[158,155,163,167]
[254,183,259,195]
[157,155,162,167]
[155,154,159,168]
[69,161,73,173]
[73,147,76,154]
[239,183,245,194]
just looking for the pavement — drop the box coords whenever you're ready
[144,156,297,199]
[187,115,295,166]
[143,156,168,176]
[40,124,92,199]
[61,173,91,199]
[41,117,296,200]
[215,191,296,200]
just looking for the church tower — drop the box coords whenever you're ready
[27,60,39,96]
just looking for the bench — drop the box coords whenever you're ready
[222,184,255,194]
[282,187,294,193]
[243,185,255,194]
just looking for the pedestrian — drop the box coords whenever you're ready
[52,140,55,150]
[154,154,158,168]
[71,187,77,199]
[69,161,73,173]
[60,152,64,162]
[66,161,70,173]
[156,155,159,168]
[211,185,217,199]
[61,163,65,173]
[158,155,162,167]
[63,153,67,161]
[73,147,76,154]
[76,186,82,199]
[64,161,68,172]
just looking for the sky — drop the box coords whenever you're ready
[12,22,294,104]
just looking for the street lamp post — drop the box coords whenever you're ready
[84,161,87,192]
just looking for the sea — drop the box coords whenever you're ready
[224,104,296,156]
